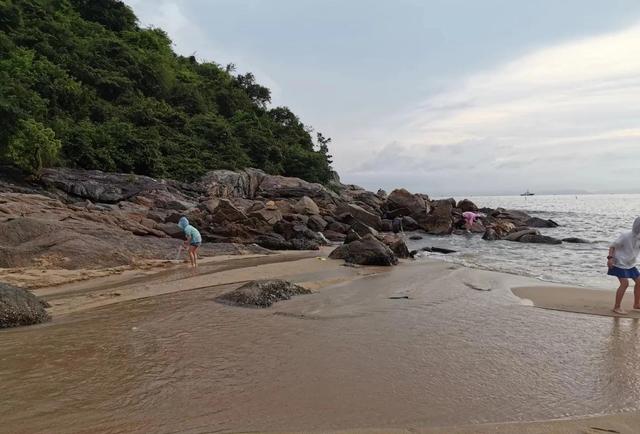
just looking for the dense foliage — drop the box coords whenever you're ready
[0,0,333,182]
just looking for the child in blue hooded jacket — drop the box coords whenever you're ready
[178,217,202,267]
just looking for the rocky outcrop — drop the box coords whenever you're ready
[0,283,50,328]
[422,201,454,235]
[329,235,398,266]
[294,196,320,215]
[384,188,430,218]
[216,279,311,308]
[456,199,478,212]
[337,203,382,230]
[526,217,559,228]
[1,166,565,269]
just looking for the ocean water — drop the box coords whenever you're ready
[408,194,640,289]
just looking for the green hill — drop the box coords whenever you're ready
[0,0,333,183]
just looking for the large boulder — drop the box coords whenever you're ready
[422,201,454,235]
[211,199,247,223]
[216,280,311,308]
[329,235,398,266]
[526,217,559,228]
[294,196,320,215]
[254,233,320,251]
[1,283,50,328]
[323,230,346,242]
[384,188,430,217]
[307,215,328,232]
[196,169,264,198]
[258,173,334,200]
[337,203,382,230]
[381,235,411,259]
[249,208,283,225]
[457,199,478,212]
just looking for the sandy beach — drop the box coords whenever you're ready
[513,285,640,319]
[2,250,640,433]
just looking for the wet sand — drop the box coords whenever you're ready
[2,253,640,433]
[513,285,640,318]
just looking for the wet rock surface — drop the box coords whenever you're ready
[216,280,311,308]
[0,283,50,328]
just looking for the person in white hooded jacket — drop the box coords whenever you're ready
[608,217,640,314]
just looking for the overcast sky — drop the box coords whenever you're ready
[125,0,640,195]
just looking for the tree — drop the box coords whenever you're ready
[5,119,62,175]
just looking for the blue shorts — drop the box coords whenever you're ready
[608,266,640,279]
[190,242,201,247]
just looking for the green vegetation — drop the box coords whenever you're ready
[0,0,333,183]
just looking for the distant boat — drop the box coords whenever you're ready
[521,190,535,196]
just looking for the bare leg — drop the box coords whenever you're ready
[633,277,640,309]
[613,278,629,314]
[188,245,198,268]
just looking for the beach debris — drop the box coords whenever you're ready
[0,283,50,328]
[464,282,491,291]
[216,279,311,308]
[388,295,410,299]
[421,247,457,254]
[589,428,620,433]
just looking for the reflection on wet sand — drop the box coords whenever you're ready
[1,258,640,433]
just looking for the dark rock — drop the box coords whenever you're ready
[518,234,562,245]
[457,199,478,212]
[307,215,328,232]
[326,221,350,234]
[336,203,382,230]
[382,235,411,259]
[1,283,50,328]
[39,168,169,203]
[482,228,499,241]
[384,188,430,217]
[216,279,311,308]
[432,198,456,208]
[254,233,320,251]
[294,196,320,215]
[254,233,291,250]
[562,237,590,243]
[380,219,393,232]
[344,230,362,244]
[350,221,379,238]
[156,222,184,239]
[289,238,321,250]
[329,234,398,266]
[422,246,457,254]
[377,189,387,198]
[409,235,423,240]
[248,208,283,225]
[401,216,420,231]
[323,230,346,242]
[526,217,559,228]
[422,201,454,235]
[211,199,247,223]
[504,229,539,241]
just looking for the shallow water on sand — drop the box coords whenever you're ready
[2,261,640,433]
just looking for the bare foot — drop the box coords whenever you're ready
[613,308,627,315]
